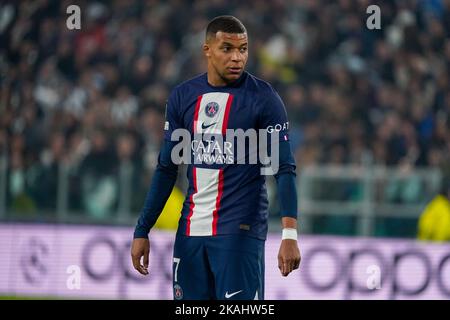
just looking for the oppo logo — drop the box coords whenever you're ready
[301,246,450,299]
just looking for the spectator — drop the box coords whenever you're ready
[418,180,450,241]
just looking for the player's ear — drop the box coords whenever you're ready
[203,43,211,57]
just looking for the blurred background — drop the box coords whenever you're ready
[0,0,450,300]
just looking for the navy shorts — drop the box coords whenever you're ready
[172,234,265,300]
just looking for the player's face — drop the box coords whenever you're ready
[204,31,248,85]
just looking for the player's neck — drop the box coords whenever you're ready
[207,71,243,87]
[207,72,228,87]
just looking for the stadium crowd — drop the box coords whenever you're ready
[0,0,449,221]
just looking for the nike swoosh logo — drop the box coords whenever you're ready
[201,122,217,130]
[225,290,243,299]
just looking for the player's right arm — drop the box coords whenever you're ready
[131,88,181,276]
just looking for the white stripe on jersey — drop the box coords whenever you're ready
[188,92,233,236]
[189,167,220,236]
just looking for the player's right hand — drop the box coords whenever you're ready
[131,238,150,275]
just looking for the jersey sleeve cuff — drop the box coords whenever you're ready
[133,226,150,239]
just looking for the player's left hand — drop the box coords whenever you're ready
[278,240,301,277]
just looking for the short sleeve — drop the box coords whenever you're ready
[258,86,290,141]
[164,88,182,141]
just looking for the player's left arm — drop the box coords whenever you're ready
[275,141,301,277]
[259,85,301,277]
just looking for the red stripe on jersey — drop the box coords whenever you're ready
[221,94,234,135]
[212,169,224,235]
[193,95,203,133]
[187,96,202,235]
[186,166,197,236]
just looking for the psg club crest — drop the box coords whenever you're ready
[174,284,183,300]
[205,102,219,117]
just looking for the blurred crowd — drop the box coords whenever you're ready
[0,0,449,219]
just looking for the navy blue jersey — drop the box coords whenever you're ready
[165,71,293,240]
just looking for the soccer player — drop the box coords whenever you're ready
[131,15,301,300]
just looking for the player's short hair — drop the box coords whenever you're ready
[206,15,247,40]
